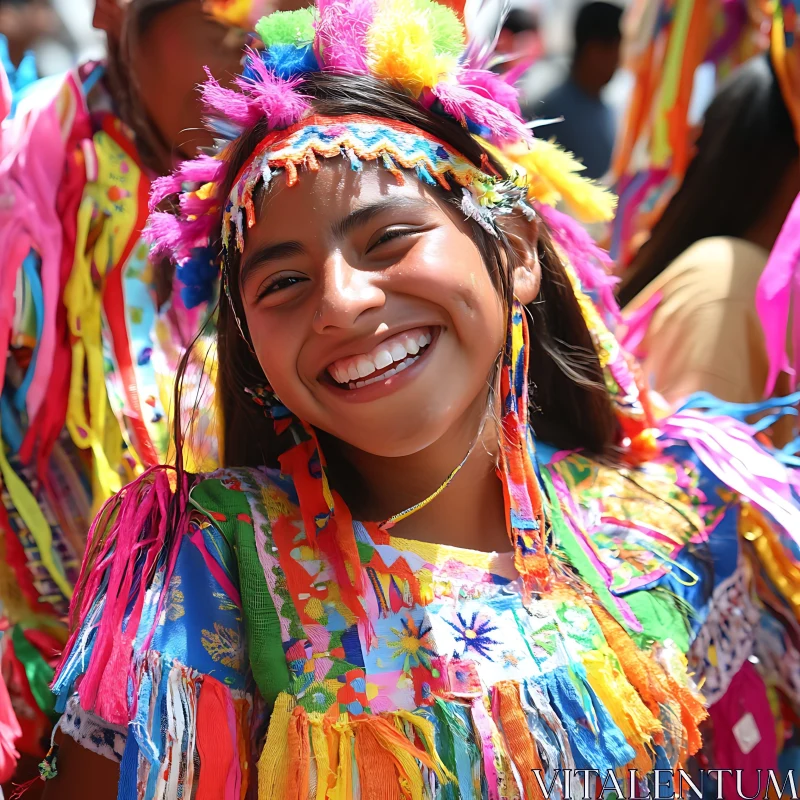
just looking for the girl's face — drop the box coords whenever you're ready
[239,159,509,458]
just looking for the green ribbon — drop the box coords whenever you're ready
[11,624,56,720]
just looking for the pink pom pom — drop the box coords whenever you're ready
[458,69,521,117]
[235,55,310,129]
[202,69,264,127]
[149,175,184,211]
[316,0,375,74]
[149,155,225,212]
[432,81,530,143]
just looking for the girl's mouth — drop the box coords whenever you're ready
[326,326,436,390]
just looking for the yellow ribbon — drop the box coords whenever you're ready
[0,422,73,600]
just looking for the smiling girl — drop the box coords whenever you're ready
[41,2,800,798]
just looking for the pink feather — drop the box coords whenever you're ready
[315,0,375,74]
[457,69,521,116]
[432,81,530,143]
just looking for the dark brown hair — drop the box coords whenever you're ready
[175,72,619,473]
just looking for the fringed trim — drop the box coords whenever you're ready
[52,467,189,726]
[590,603,707,763]
[116,651,251,800]
[254,658,705,800]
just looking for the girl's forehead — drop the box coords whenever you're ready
[251,158,447,235]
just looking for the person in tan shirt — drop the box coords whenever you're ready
[621,55,799,411]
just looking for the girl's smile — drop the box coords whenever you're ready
[322,325,439,401]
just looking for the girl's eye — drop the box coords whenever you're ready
[256,275,306,300]
[367,227,418,252]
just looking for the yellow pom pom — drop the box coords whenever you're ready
[479,136,618,224]
[367,0,457,96]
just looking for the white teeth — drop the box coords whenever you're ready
[361,367,397,387]
[356,358,375,378]
[329,328,435,386]
[373,348,393,369]
[404,337,420,355]
[389,342,408,362]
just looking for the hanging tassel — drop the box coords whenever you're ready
[197,676,237,800]
[429,700,479,800]
[285,707,311,800]
[470,696,501,800]
[309,715,330,800]
[542,668,616,773]
[499,301,550,597]
[590,601,707,763]
[328,715,354,800]
[355,723,403,800]
[580,650,659,774]
[492,681,547,800]
[258,694,296,799]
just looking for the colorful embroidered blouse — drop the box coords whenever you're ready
[52,420,800,800]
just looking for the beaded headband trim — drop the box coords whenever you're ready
[223,113,534,253]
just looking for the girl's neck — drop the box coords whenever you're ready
[323,393,511,553]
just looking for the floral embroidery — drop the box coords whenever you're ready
[387,615,435,671]
[446,610,499,659]
[201,622,244,670]
[166,576,185,622]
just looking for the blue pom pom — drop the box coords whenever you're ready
[264,44,319,80]
[176,248,219,309]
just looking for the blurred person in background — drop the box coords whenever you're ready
[533,0,622,179]
[620,55,799,414]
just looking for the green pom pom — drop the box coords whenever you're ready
[412,0,465,56]
[255,8,316,48]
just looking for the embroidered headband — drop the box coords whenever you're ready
[223,114,533,254]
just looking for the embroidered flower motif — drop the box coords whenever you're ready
[213,591,240,614]
[387,615,436,672]
[201,622,244,670]
[445,610,499,659]
[166,576,185,622]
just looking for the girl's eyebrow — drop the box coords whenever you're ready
[331,197,430,240]
[240,241,306,285]
[240,197,431,284]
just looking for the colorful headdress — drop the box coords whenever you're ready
[148,0,617,310]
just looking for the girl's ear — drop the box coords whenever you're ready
[503,212,541,305]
